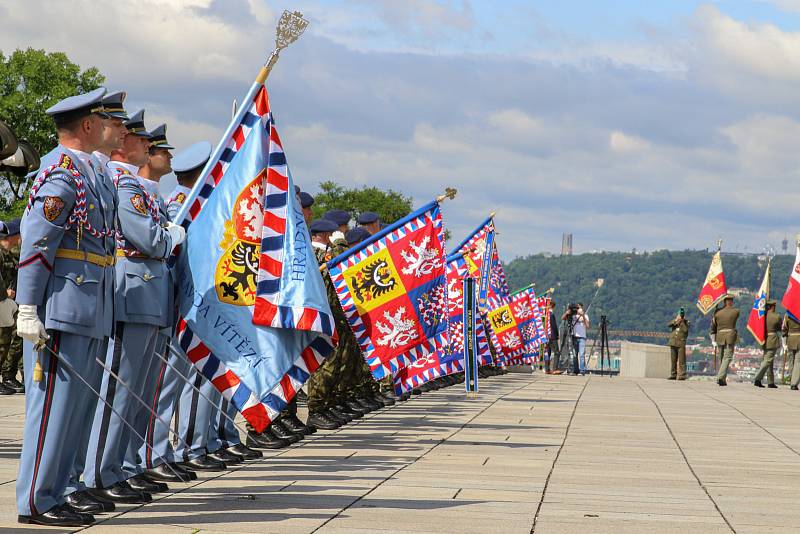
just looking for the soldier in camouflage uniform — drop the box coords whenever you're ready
[306,218,349,430]
[783,313,800,390]
[712,294,740,386]
[754,300,781,388]
[0,218,22,394]
[667,308,689,381]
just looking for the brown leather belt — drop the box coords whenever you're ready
[55,248,115,267]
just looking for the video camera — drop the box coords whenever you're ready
[567,303,580,315]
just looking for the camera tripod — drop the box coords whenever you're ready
[587,315,613,376]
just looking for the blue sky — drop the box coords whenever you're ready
[3,0,800,258]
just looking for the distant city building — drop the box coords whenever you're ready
[561,233,573,256]
[783,236,789,254]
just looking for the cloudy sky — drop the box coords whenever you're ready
[2,0,800,259]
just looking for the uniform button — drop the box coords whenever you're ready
[143,273,153,281]
[75,275,84,285]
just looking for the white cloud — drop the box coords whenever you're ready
[695,5,800,82]
[609,131,650,152]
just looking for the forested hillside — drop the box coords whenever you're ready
[503,250,794,344]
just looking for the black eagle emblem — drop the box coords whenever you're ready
[351,259,397,304]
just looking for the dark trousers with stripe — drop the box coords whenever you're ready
[208,397,241,452]
[84,322,159,489]
[175,357,219,461]
[123,331,167,478]
[16,333,102,516]
[138,335,188,469]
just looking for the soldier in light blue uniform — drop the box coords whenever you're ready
[15,88,115,527]
[136,134,203,483]
[165,142,233,471]
[84,109,186,504]
[62,89,128,516]
[126,123,198,485]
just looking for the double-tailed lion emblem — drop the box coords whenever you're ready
[215,171,265,306]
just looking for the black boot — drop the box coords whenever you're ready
[65,490,114,514]
[89,481,152,504]
[144,463,194,483]
[326,407,350,425]
[208,447,244,464]
[2,376,24,393]
[345,399,369,415]
[129,474,168,493]
[329,406,355,423]
[307,411,340,430]
[754,380,764,388]
[19,503,93,527]
[284,413,315,435]
[226,443,263,460]
[181,454,227,471]
[246,428,289,449]
[767,383,778,389]
[269,420,302,444]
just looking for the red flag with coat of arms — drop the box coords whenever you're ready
[326,201,449,380]
[782,240,800,321]
[697,251,727,315]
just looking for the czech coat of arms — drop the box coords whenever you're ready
[215,171,265,306]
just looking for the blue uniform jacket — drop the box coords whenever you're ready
[17,145,116,340]
[109,163,173,327]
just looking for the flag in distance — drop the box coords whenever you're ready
[697,251,727,315]
[747,261,771,345]
[782,239,800,321]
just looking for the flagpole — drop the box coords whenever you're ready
[173,10,309,227]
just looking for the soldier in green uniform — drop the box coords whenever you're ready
[783,313,800,390]
[667,308,689,381]
[712,294,740,386]
[0,218,22,394]
[753,300,782,388]
[305,218,350,430]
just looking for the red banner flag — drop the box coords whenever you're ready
[782,241,800,320]
[697,251,727,315]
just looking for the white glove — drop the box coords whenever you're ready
[781,337,787,351]
[711,340,718,348]
[17,304,48,344]
[0,298,17,327]
[330,231,345,244]
[165,222,186,251]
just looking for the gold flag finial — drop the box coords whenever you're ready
[436,187,458,203]
[256,10,310,83]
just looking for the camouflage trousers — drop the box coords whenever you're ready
[336,350,377,399]
[0,322,22,380]
[307,347,343,414]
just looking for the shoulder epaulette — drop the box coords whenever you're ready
[57,153,77,171]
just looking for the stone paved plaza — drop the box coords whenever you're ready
[0,372,798,533]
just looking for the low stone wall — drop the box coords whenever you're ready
[620,341,671,378]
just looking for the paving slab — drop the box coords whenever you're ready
[1,373,800,532]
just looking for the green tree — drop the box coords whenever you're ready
[0,48,104,216]
[310,180,413,224]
